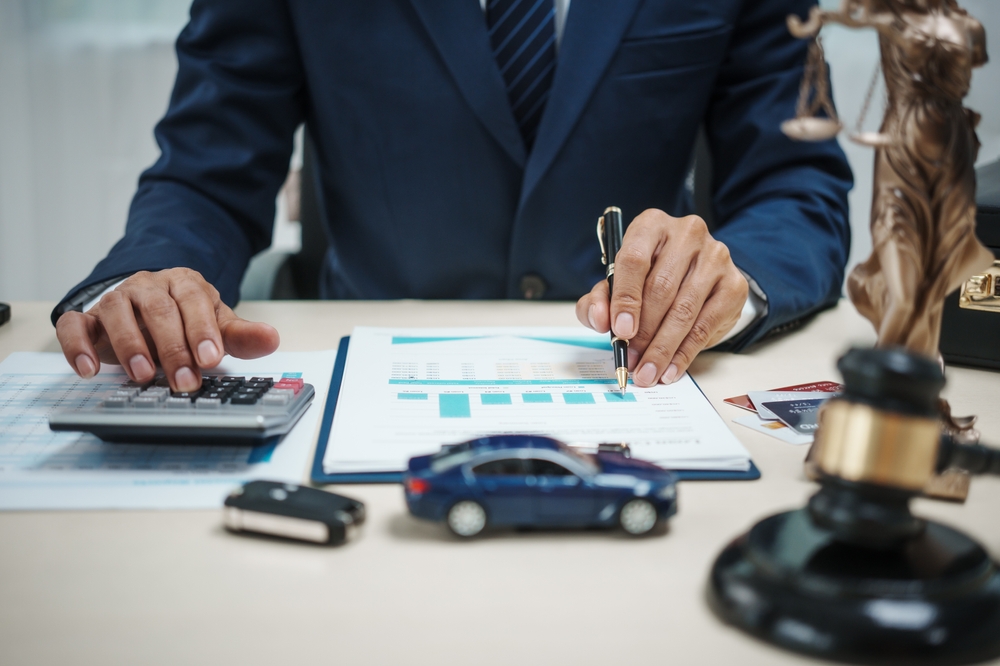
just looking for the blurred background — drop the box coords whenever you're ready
[1,0,998,302]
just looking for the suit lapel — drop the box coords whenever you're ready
[520,0,645,206]
[407,0,526,168]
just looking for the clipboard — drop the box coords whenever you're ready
[311,337,761,483]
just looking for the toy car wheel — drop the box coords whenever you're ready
[446,500,487,538]
[619,498,658,536]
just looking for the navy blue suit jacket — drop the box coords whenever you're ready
[61,0,852,349]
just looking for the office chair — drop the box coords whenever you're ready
[239,128,328,301]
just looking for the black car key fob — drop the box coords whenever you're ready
[224,480,365,545]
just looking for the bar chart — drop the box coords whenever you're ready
[398,389,639,418]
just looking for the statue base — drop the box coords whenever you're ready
[708,508,1000,665]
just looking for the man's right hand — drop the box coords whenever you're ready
[56,268,280,392]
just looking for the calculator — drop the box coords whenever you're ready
[49,373,315,445]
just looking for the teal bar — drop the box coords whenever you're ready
[439,394,471,418]
[398,393,428,400]
[522,393,553,403]
[480,394,512,405]
[603,392,637,403]
[563,393,596,405]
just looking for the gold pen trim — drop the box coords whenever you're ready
[616,367,629,395]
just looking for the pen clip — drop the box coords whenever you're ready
[597,216,607,266]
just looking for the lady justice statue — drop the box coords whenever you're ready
[785,0,994,359]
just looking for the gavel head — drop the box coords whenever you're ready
[808,348,945,548]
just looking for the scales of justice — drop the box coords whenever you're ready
[707,2,1000,664]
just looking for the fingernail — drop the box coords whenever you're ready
[75,354,96,378]
[614,313,635,338]
[587,304,597,330]
[197,340,219,366]
[664,364,679,384]
[635,362,657,386]
[627,348,638,370]
[175,367,198,391]
[129,355,153,380]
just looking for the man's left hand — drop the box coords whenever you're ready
[576,209,749,387]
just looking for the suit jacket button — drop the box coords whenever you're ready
[519,274,546,300]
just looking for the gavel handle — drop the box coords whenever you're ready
[939,436,1000,476]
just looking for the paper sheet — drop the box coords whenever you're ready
[322,327,751,474]
[0,351,335,510]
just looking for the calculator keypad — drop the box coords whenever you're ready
[50,373,315,445]
[103,374,305,410]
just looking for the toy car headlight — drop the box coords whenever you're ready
[657,485,676,500]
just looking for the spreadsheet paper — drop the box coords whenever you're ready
[322,327,751,474]
[0,351,335,510]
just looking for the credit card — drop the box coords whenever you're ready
[732,414,813,445]
[761,398,827,436]
[724,381,841,412]
[748,391,837,420]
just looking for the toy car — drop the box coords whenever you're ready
[403,435,678,538]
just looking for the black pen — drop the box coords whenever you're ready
[597,206,629,395]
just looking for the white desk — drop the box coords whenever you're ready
[1,301,998,666]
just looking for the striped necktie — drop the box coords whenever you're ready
[486,0,557,150]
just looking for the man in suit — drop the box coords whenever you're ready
[53,0,852,393]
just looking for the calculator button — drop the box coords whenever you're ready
[165,397,192,409]
[268,388,295,398]
[195,397,222,409]
[273,381,302,394]
[230,393,259,405]
[132,396,161,408]
[144,387,169,398]
[250,377,274,387]
[262,393,290,406]
[102,397,130,408]
[202,391,227,402]
[171,391,201,401]
[114,388,140,398]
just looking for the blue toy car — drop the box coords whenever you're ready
[403,435,677,538]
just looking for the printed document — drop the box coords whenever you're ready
[0,351,335,510]
[322,327,751,474]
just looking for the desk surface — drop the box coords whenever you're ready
[1,300,998,666]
